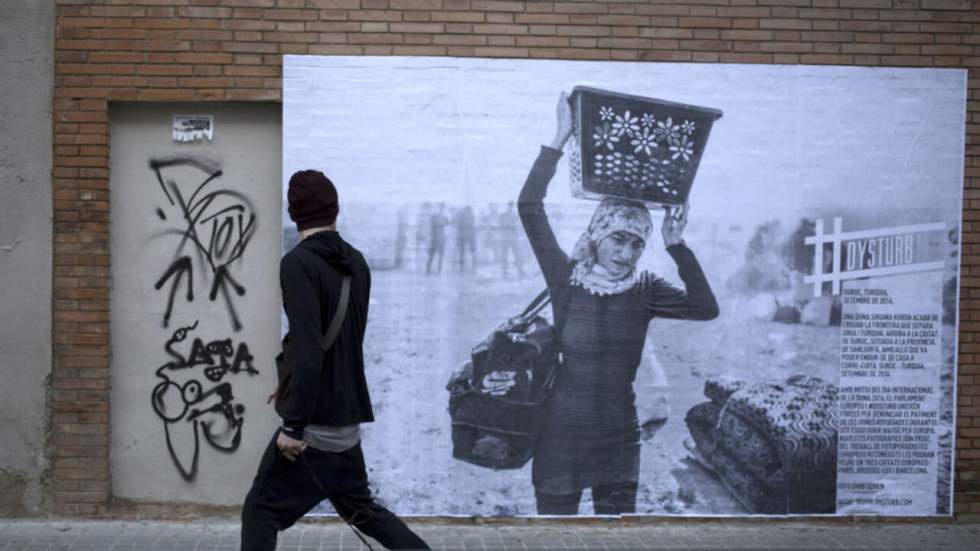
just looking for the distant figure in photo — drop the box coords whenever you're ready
[498,201,525,277]
[480,203,501,265]
[426,203,449,275]
[510,92,719,515]
[394,207,408,270]
[414,202,431,273]
[454,205,478,272]
[241,170,429,550]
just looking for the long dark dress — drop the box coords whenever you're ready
[518,146,719,497]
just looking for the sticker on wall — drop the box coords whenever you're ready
[173,114,214,143]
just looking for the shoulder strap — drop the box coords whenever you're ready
[520,289,551,320]
[320,274,351,351]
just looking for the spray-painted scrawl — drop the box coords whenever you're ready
[150,157,257,332]
[151,321,259,481]
[148,156,260,481]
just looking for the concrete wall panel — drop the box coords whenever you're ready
[0,0,54,515]
[109,103,281,505]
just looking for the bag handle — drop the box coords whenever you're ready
[519,289,551,320]
[321,274,351,350]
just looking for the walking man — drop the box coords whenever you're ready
[241,170,429,550]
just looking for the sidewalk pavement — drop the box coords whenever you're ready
[0,519,978,551]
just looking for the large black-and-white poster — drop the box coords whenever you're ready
[282,56,966,516]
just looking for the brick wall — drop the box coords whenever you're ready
[52,0,979,517]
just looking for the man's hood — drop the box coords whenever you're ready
[300,231,353,274]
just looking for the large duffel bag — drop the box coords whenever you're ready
[447,290,560,470]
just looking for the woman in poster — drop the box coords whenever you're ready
[517,92,719,515]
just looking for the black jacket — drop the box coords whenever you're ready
[279,231,374,439]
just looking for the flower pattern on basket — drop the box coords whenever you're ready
[630,128,657,156]
[592,123,619,151]
[669,135,694,162]
[611,110,640,138]
[589,106,698,196]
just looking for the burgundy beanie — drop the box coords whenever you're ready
[287,169,339,231]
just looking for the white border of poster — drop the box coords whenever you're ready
[282,55,966,517]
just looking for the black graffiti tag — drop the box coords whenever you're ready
[151,321,259,481]
[150,157,257,332]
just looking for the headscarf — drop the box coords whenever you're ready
[569,198,653,296]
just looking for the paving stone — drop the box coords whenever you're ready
[0,521,978,550]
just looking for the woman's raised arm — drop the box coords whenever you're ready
[518,93,575,289]
[643,207,719,321]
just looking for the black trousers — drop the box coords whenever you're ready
[241,433,429,550]
[535,482,638,515]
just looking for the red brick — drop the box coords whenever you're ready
[555,25,611,37]
[759,18,813,30]
[393,45,448,55]
[599,37,652,49]
[390,23,446,33]
[225,88,281,101]
[433,34,488,46]
[222,41,279,53]
[309,0,359,7]
[678,17,733,29]
[486,12,514,24]
[640,50,694,62]
[177,7,233,19]
[568,38,597,48]
[487,35,527,46]
[842,42,895,54]
[307,21,359,32]
[389,0,441,8]
[553,3,609,15]
[719,52,773,63]
[308,44,363,55]
[355,10,406,22]
[472,1,523,12]
[471,46,529,57]
[348,33,404,44]
[472,23,527,34]
[516,36,570,48]
[515,14,569,25]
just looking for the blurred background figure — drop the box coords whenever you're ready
[427,203,450,275]
[414,202,431,273]
[394,207,408,270]
[454,205,478,272]
[480,204,500,267]
[498,201,525,277]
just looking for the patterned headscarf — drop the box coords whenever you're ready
[570,198,653,295]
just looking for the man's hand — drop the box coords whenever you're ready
[277,431,306,462]
[266,384,279,405]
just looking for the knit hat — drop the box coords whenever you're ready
[287,170,338,231]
